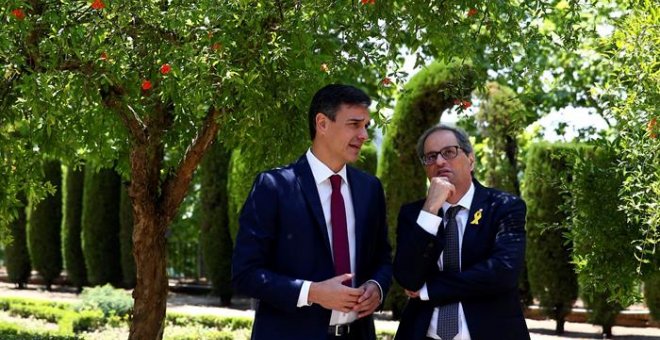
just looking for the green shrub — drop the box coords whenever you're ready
[5,192,31,288]
[0,320,80,340]
[200,141,233,305]
[59,309,105,333]
[378,59,478,318]
[61,166,87,290]
[8,304,67,323]
[81,167,122,286]
[166,312,253,330]
[77,284,133,318]
[522,142,580,334]
[27,160,63,290]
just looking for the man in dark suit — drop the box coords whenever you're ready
[232,84,392,340]
[393,124,529,340]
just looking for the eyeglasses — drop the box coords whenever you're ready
[420,145,462,165]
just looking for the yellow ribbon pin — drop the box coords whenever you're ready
[471,209,483,225]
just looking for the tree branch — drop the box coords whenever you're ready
[160,107,222,223]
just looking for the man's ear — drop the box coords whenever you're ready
[468,153,475,171]
[315,112,327,135]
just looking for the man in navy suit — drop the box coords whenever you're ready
[393,124,529,340]
[232,84,392,340]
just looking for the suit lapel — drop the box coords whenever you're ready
[462,180,489,265]
[294,156,332,257]
[347,167,366,274]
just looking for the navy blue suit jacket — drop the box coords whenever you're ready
[232,155,392,340]
[393,180,529,340]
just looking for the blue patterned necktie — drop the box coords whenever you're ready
[437,205,462,340]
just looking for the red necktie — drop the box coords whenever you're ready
[330,175,351,286]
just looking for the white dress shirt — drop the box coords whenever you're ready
[296,149,358,325]
[417,182,475,340]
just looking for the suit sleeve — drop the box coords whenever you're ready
[231,172,303,312]
[393,204,445,291]
[426,197,527,304]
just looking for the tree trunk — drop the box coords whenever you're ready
[129,210,168,340]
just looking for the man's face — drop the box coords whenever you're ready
[318,104,370,165]
[423,130,474,194]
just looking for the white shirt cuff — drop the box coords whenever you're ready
[297,280,312,307]
[419,283,430,301]
[417,210,443,236]
[367,279,384,304]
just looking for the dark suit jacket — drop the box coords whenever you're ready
[393,180,529,340]
[232,155,392,340]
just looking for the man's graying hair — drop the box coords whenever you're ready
[416,124,474,161]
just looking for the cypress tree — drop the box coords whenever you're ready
[120,184,136,288]
[61,166,87,291]
[27,160,63,291]
[200,141,233,305]
[522,142,579,334]
[378,60,477,318]
[81,167,122,286]
[5,192,31,288]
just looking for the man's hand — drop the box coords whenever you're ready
[404,289,420,299]
[308,274,364,312]
[353,281,381,318]
[422,177,455,214]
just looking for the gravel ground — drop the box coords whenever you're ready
[1,282,658,339]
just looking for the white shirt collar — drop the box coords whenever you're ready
[442,181,475,213]
[305,148,348,185]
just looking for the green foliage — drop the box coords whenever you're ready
[61,166,86,290]
[27,160,63,289]
[0,320,80,340]
[0,296,102,335]
[474,82,536,195]
[166,312,253,331]
[81,167,122,286]
[378,59,478,317]
[119,184,135,288]
[522,142,579,331]
[569,145,639,307]
[605,2,660,275]
[227,149,249,244]
[352,141,378,176]
[644,271,660,321]
[77,284,133,319]
[199,141,233,304]
[4,192,31,287]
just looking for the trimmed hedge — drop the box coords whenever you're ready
[378,59,478,318]
[81,167,122,286]
[61,166,86,290]
[569,146,634,336]
[200,141,233,305]
[522,142,579,334]
[0,297,103,334]
[27,160,63,290]
[5,192,31,288]
[0,321,80,340]
[119,184,136,288]
[353,141,378,175]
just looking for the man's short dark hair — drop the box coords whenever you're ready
[308,84,371,140]
[416,124,474,161]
